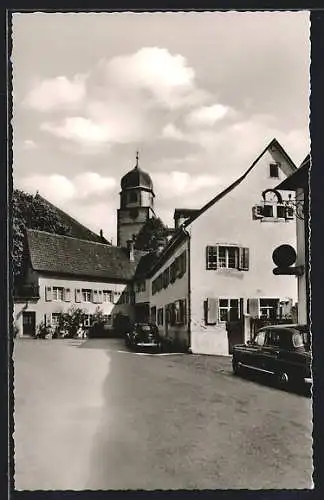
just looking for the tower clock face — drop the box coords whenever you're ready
[129,208,139,219]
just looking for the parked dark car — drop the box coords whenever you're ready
[125,323,161,351]
[232,324,312,387]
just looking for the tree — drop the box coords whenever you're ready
[134,217,169,253]
[13,190,71,281]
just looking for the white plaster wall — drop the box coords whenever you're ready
[149,239,189,348]
[14,276,134,336]
[188,150,298,355]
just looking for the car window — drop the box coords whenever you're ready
[265,329,292,349]
[254,330,266,346]
[265,330,281,348]
[292,331,305,349]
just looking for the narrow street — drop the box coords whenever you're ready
[14,337,313,490]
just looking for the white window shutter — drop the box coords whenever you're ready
[252,205,264,219]
[45,286,52,301]
[206,297,218,325]
[64,288,71,302]
[75,289,81,303]
[239,247,249,271]
[247,298,260,319]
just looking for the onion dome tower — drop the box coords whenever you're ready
[117,152,155,247]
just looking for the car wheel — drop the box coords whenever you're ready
[276,371,289,386]
[232,358,240,375]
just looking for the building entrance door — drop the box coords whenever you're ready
[22,312,36,336]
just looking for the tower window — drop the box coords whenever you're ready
[128,191,138,203]
[269,163,279,178]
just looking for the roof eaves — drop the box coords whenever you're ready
[144,228,188,278]
[183,138,280,228]
[270,138,298,173]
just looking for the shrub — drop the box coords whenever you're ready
[36,321,52,339]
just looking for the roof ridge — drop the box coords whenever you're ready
[36,194,102,240]
[183,137,296,228]
[26,228,115,249]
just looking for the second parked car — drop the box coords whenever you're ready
[125,323,161,351]
[232,324,312,388]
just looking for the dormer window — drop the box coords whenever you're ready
[269,163,279,178]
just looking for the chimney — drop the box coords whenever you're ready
[127,239,135,262]
[100,229,103,239]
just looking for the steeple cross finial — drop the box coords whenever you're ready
[135,150,139,169]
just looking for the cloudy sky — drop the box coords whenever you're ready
[12,11,310,244]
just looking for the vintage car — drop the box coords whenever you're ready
[125,323,161,351]
[232,324,312,387]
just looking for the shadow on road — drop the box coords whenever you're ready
[234,370,312,398]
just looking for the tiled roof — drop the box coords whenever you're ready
[26,229,147,282]
[36,195,108,244]
[134,252,159,279]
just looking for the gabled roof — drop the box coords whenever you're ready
[26,229,146,282]
[183,138,297,228]
[144,139,297,272]
[35,194,109,244]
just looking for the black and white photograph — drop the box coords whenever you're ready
[12,10,312,490]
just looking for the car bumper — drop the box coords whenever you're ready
[136,342,160,348]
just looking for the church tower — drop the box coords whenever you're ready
[117,152,155,247]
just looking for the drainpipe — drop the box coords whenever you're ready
[183,228,192,353]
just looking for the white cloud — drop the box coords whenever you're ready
[23,139,37,149]
[73,172,116,198]
[18,174,76,204]
[41,117,111,144]
[16,172,116,205]
[185,104,230,127]
[152,171,220,199]
[23,75,87,112]
[105,47,198,109]
[161,123,186,141]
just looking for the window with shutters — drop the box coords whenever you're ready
[93,290,99,303]
[269,163,280,178]
[52,286,64,301]
[151,306,157,323]
[219,299,240,322]
[157,308,164,326]
[206,245,248,271]
[162,268,170,288]
[103,290,113,303]
[204,298,218,325]
[253,201,294,221]
[64,288,71,301]
[174,299,186,325]
[84,314,93,327]
[51,313,62,326]
[82,289,92,302]
[259,298,279,320]
[170,262,176,283]
[247,298,279,319]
